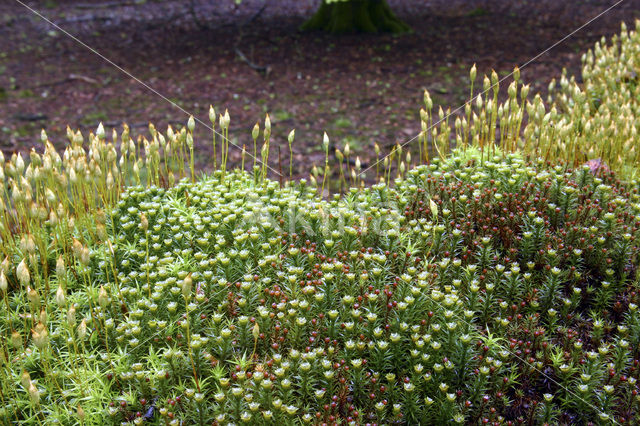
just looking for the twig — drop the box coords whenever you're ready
[13,113,48,122]
[31,73,100,89]
[277,145,283,187]
[58,16,112,24]
[74,1,140,10]
[234,48,270,76]
[68,74,100,85]
[234,3,270,76]
[243,3,267,27]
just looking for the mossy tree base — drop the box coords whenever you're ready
[301,0,411,34]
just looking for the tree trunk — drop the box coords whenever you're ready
[301,0,411,34]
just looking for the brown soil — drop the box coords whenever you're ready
[0,0,639,180]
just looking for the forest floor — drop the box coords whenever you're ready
[1,0,639,179]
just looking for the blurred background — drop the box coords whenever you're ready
[1,0,639,178]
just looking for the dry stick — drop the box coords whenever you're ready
[337,154,346,193]
[221,123,229,179]
[211,115,217,170]
[235,48,270,76]
[466,70,475,150]
[374,144,380,182]
[514,89,527,152]
[357,0,627,179]
[490,74,499,158]
[252,124,259,174]
[320,136,330,197]
[278,146,284,188]
[74,1,139,9]
[289,134,294,179]
[29,73,99,90]
[417,130,423,164]
[261,136,269,182]
[234,4,270,77]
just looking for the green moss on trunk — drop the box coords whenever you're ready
[301,0,411,34]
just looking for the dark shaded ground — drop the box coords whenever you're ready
[1,0,639,179]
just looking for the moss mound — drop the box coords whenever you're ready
[5,152,640,424]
